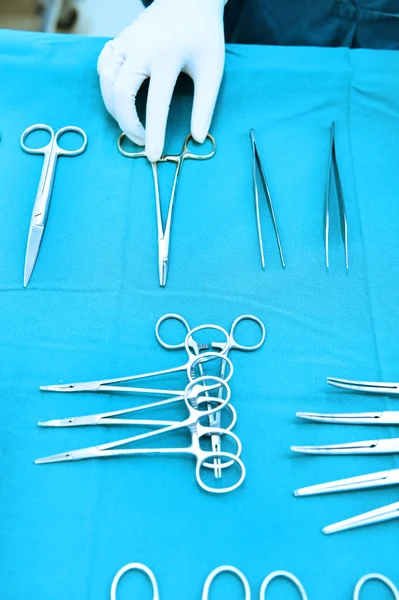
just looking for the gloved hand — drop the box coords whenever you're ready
[97,0,227,162]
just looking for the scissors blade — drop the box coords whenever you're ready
[327,377,399,395]
[24,223,44,287]
[292,438,399,455]
[323,500,399,534]
[294,468,399,497]
[296,411,399,425]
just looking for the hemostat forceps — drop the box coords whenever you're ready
[40,324,233,394]
[118,133,216,286]
[156,313,266,477]
[250,129,285,269]
[324,122,348,269]
[328,376,399,395]
[35,376,245,494]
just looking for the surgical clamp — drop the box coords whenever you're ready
[118,133,216,286]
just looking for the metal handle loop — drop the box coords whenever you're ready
[354,573,399,600]
[110,563,160,600]
[118,132,147,158]
[54,125,87,156]
[155,313,190,350]
[228,314,266,352]
[202,566,250,600]
[21,123,54,154]
[182,133,216,160]
[260,571,308,600]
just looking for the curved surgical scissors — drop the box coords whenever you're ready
[36,376,245,494]
[111,563,159,600]
[353,573,399,599]
[21,124,87,287]
[118,133,216,286]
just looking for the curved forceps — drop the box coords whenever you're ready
[353,573,399,600]
[118,133,216,286]
[40,325,233,395]
[202,566,251,600]
[35,376,246,494]
[111,563,159,600]
[260,571,308,600]
[21,124,87,287]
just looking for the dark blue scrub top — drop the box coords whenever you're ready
[142,0,399,49]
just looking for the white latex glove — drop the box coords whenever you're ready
[97,0,226,162]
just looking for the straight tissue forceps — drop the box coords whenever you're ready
[35,376,245,494]
[21,124,88,287]
[155,314,266,477]
[250,129,285,269]
[324,123,348,269]
[118,134,216,286]
[40,324,233,395]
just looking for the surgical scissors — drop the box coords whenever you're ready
[40,324,233,394]
[35,376,246,494]
[21,124,88,287]
[328,376,399,395]
[118,133,216,286]
[156,313,266,477]
[250,129,285,269]
[324,122,348,269]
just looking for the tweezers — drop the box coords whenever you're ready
[324,123,348,269]
[297,411,399,425]
[291,437,399,454]
[250,129,285,269]
[328,376,399,395]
